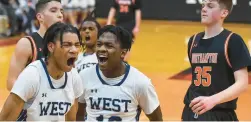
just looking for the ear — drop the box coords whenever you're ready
[48,42,55,54]
[221,9,229,18]
[36,13,43,23]
[120,49,128,59]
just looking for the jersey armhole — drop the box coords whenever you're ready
[25,36,37,65]
[224,32,234,68]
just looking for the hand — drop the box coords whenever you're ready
[189,96,217,115]
[133,27,139,36]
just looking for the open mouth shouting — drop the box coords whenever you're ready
[85,35,91,42]
[67,57,77,66]
[97,54,108,67]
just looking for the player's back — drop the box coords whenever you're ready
[79,64,154,121]
[114,0,141,24]
[17,59,80,121]
[184,29,241,110]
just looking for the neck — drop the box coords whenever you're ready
[101,62,126,78]
[85,47,95,55]
[46,57,64,80]
[204,22,224,39]
[37,25,46,38]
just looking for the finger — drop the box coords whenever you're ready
[193,104,205,114]
[191,101,203,111]
[189,97,201,107]
[198,108,208,115]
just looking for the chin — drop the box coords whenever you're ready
[63,66,73,72]
[201,21,209,25]
[98,64,108,71]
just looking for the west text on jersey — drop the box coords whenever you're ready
[39,102,71,116]
[89,97,131,112]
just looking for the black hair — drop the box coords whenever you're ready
[98,25,132,51]
[79,9,101,31]
[36,0,61,13]
[43,22,82,58]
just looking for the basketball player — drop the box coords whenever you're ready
[76,25,162,121]
[0,22,83,121]
[182,0,251,121]
[75,10,101,73]
[7,0,64,91]
[106,0,142,61]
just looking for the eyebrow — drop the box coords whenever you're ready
[50,7,63,11]
[62,41,80,43]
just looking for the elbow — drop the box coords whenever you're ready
[237,79,248,93]
[242,81,248,92]
[6,81,13,91]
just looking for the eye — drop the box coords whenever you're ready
[89,27,94,31]
[81,27,87,31]
[62,42,71,48]
[50,8,57,13]
[201,4,205,8]
[107,44,113,48]
[96,43,102,47]
[76,43,82,48]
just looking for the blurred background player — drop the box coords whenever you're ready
[63,0,96,27]
[182,0,251,121]
[0,22,83,121]
[106,0,142,62]
[76,25,162,121]
[75,10,101,73]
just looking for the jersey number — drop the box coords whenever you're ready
[120,5,129,13]
[194,66,212,87]
[96,115,122,121]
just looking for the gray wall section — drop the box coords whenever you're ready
[95,0,251,23]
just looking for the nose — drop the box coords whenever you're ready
[58,11,63,21]
[69,45,79,54]
[201,6,207,13]
[85,28,90,34]
[97,44,106,52]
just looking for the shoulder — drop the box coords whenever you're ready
[15,37,32,55]
[129,66,151,85]
[20,61,41,81]
[229,32,244,41]
[26,60,41,75]
[79,65,97,78]
[227,32,245,47]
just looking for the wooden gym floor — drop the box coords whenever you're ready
[0,20,251,120]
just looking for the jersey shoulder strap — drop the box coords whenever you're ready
[25,36,37,65]
[189,32,204,58]
[224,32,234,68]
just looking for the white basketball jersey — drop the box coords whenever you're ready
[11,60,83,121]
[75,52,98,73]
[78,64,160,121]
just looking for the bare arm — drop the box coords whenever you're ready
[145,106,163,121]
[211,67,248,104]
[106,7,116,25]
[7,38,32,91]
[0,93,25,120]
[135,9,141,29]
[66,99,79,121]
[76,102,87,121]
